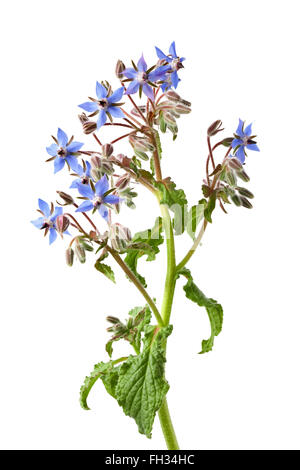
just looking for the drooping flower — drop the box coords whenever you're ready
[46,128,83,174]
[123,55,170,101]
[31,199,70,245]
[232,119,260,163]
[75,175,121,221]
[70,161,92,189]
[155,41,185,91]
[78,83,125,129]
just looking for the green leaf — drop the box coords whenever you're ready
[177,269,223,354]
[80,361,115,410]
[155,178,188,235]
[187,204,205,240]
[116,325,173,437]
[94,261,116,283]
[124,218,164,287]
[204,191,217,223]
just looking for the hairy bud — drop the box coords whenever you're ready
[56,191,74,205]
[231,194,242,206]
[106,316,121,325]
[116,173,131,190]
[102,143,114,157]
[228,157,243,170]
[236,187,254,199]
[129,135,154,153]
[207,120,224,137]
[237,169,250,182]
[240,197,253,209]
[65,247,74,266]
[109,223,132,251]
[56,214,70,235]
[75,243,86,263]
[115,60,126,79]
[78,113,97,134]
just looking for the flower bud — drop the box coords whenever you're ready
[129,135,154,153]
[113,153,132,167]
[231,194,242,206]
[115,60,126,79]
[116,173,131,190]
[164,112,177,126]
[90,155,102,169]
[56,214,70,235]
[110,223,132,251]
[236,187,254,199]
[75,243,86,263]
[65,247,74,266]
[207,120,224,137]
[174,103,192,114]
[165,90,181,102]
[240,197,253,209]
[106,316,121,325]
[78,113,97,134]
[237,169,250,182]
[228,157,243,170]
[102,143,114,157]
[56,191,74,205]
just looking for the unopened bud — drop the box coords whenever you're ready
[106,316,121,325]
[56,214,70,234]
[115,60,126,79]
[174,103,192,114]
[231,194,242,206]
[228,157,243,170]
[236,187,254,199]
[78,113,97,134]
[113,153,132,167]
[110,223,132,251]
[237,169,250,182]
[129,135,154,153]
[75,243,86,263]
[207,120,224,137]
[116,173,131,190]
[165,90,181,102]
[240,197,253,209]
[91,156,114,176]
[102,143,114,157]
[90,155,102,169]
[57,191,74,205]
[65,247,74,266]
[164,112,177,126]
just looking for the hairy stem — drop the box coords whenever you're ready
[158,398,179,450]
[107,247,164,327]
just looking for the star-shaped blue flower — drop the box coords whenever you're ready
[79,83,125,129]
[232,119,260,163]
[123,55,170,101]
[155,41,185,91]
[70,161,92,189]
[75,175,121,221]
[46,128,83,174]
[31,199,69,245]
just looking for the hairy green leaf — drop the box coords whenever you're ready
[187,204,205,240]
[178,269,223,353]
[80,361,116,410]
[204,191,217,223]
[124,218,163,287]
[94,261,116,283]
[116,325,173,437]
[155,178,187,235]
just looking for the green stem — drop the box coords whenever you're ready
[107,247,164,327]
[158,397,179,450]
[176,219,208,271]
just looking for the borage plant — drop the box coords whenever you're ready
[32,41,259,450]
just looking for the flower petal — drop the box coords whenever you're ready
[78,101,98,112]
[67,141,84,153]
[125,80,139,95]
[66,155,79,172]
[231,138,243,149]
[108,87,124,104]
[142,82,154,101]
[244,123,253,136]
[97,109,107,129]
[155,46,170,62]
[137,54,147,72]
[169,41,177,57]
[149,65,170,82]
[31,216,45,229]
[171,70,179,89]
[236,119,244,137]
[75,200,94,212]
[235,146,246,163]
[246,143,260,152]
[123,68,137,80]
[108,106,125,118]
[38,199,50,217]
[95,175,109,196]
[96,81,107,99]
[76,182,94,199]
[70,178,81,189]
[85,161,92,177]
[98,204,108,221]
[57,128,68,147]
[104,194,121,204]
[46,143,58,157]
[51,206,63,221]
[49,228,57,245]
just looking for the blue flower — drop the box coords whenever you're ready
[123,55,170,101]
[155,41,185,91]
[75,175,121,221]
[70,161,92,189]
[79,83,125,129]
[31,199,69,245]
[46,128,83,174]
[231,120,260,163]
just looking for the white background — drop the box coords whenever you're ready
[1,0,299,450]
